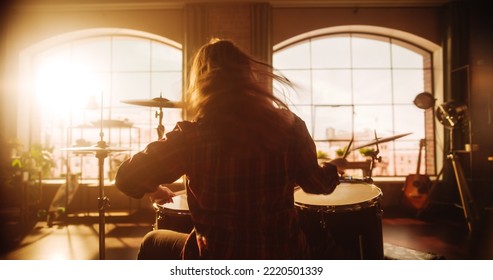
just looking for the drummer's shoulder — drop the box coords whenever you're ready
[175,121,196,131]
[164,121,197,138]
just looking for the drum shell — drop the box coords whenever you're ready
[153,194,193,234]
[295,183,384,260]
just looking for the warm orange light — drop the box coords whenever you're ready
[35,54,102,115]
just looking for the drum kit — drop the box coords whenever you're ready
[151,132,411,260]
[62,93,183,260]
[63,91,410,260]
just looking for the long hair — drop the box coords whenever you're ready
[187,38,294,151]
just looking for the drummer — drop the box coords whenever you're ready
[114,38,341,260]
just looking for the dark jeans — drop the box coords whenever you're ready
[137,229,188,260]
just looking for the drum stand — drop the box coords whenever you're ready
[62,95,122,260]
[95,140,111,260]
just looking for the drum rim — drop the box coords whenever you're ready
[294,193,382,212]
[152,193,190,214]
[294,183,382,212]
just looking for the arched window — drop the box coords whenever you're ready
[273,32,436,177]
[27,30,182,179]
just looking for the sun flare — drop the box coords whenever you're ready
[35,54,102,115]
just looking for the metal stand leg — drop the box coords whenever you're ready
[96,146,110,260]
[448,153,480,234]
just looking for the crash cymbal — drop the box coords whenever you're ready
[62,144,130,153]
[350,132,412,151]
[121,97,184,108]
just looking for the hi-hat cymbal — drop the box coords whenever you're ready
[121,97,183,108]
[62,145,130,153]
[350,132,412,151]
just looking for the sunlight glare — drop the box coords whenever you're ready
[35,55,102,115]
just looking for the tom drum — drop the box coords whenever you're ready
[294,180,384,259]
[153,192,193,234]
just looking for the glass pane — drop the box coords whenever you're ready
[392,39,431,68]
[313,106,353,140]
[151,72,183,101]
[112,37,151,71]
[313,70,352,104]
[394,105,425,140]
[72,37,111,72]
[353,105,393,139]
[393,69,426,104]
[353,70,392,104]
[311,36,351,69]
[352,35,391,68]
[313,106,353,159]
[289,105,312,136]
[112,72,151,106]
[394,140,420,175]
[273,42,311,69]
[275,70,312,105]
[151,41,182,71]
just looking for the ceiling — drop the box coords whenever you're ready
[13,0,454,9]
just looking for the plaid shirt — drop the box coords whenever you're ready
[115,113,339,259]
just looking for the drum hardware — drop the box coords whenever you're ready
[153,192,193,233]
[349,132,412,152]
[328,133,411,181]
[351,131,411,181]
[121,93,184,140]
[62,94,129,260]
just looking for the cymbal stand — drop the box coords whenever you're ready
[155,107,164,140]
[365,131,382,183]
[95,95,110,260]
[155,92,165,140]
[95,142,110,260]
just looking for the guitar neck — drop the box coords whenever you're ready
[416,139,425,175]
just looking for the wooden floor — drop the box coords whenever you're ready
[2,203,492,261]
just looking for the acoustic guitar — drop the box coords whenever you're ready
[402,139,432,210]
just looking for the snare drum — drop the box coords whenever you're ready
[153,193,193,233]
[294,180,383,259]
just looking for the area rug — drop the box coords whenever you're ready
[383,243,445,260]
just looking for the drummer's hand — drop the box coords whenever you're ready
[149,185,175,205]
[329,158,347,175]
[157,125,165,140]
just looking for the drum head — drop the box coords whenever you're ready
[294,182,382,211]
[156,193,189,213]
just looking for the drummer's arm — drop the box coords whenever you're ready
[292,118,340,195]
[297,163,339,195]
[115,129,187,199]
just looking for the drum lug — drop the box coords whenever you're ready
[377,208,384,218]
[319,212,327,229]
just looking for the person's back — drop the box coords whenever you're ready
[176,114,314,259]
[115,38,340,259]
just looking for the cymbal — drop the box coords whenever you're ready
[91,119,133,128]
[350,132,412,151]
[62,145,130,153]
[121,97,184,108]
